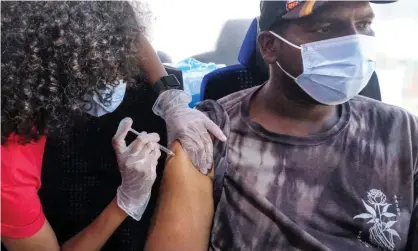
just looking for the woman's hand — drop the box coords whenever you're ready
[112,117,161,221]
[2,117,161,251]
[136,35,225,176]
[153,90,226,175]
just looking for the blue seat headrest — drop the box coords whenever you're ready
[238,18,258,67]
[237,18,269,78]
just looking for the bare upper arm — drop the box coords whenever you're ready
[144,141,214,251]
[2,220,59,251]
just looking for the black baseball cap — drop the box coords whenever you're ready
[259,0,397,31]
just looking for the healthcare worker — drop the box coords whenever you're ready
[1,2,225,251]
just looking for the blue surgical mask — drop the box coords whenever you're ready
[269,31,377,105]
[82,80,127,117]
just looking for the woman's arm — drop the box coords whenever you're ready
[2,198,127,251]
[144,141,215,251]
[61,197,127,250]
[2,118,161,251]
[138,35,168,88]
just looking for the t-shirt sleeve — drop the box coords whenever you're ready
[404,114,418,250]
[196,99,230,164]
[196,100,231,205]
[407,159,418,250]
[406,164,418,250]
[1,136,47,238]
[1,184,46,238]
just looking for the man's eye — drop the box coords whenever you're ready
[357,21,372,30]
[315,26,332,33]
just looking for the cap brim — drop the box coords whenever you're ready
[370,0,398,3]
[283,0,396,20]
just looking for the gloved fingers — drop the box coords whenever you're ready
[127,133,160,157]
[204,118,227,142]
[149,152,158,181]
[141,144,160,175]
[199,132,213,175]
[125,158,147,169]
[125,144,161,169]
[138,133,161,157]
[112,117,133,153]
[125,158,157,182]
[127,131,147,157]
[166,129,177,148]
[141,132,161,143]
[149,146,161,167]
[178,132,211,175]
[153,145,162,160]
[141,141,156,156]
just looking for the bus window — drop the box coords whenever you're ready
[144,0,259,65]
[372,0,418,115]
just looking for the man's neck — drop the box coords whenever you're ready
[250,79,340,136]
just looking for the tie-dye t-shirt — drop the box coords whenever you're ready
[196,86,418,251]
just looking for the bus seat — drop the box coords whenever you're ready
[201,18,382,102]
[200,18,265,101]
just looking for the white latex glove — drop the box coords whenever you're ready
[152,89,226,175]
[112,117,161,221]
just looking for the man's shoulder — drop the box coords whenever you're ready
[197,87,257,120]
[350,95,417,123]
[218,86,258,108]
[196,87,258,146]
[350,96,418,144]
[217,87,258,112]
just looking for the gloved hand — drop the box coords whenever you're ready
[112,117,161,221]
[153,89,227,175]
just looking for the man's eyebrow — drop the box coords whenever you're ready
[299,3,375,24]
[363,12,376,20]
[296,10,341,25]
[298,6,375,25]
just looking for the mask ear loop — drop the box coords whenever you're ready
[269,31,301,50]
[276,61,297,80]
[269,31,301,80]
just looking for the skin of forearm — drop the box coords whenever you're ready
[61,197,127,251]
[138,35,168,86]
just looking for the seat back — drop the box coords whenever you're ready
[201,18,265,101]
[201,18,382,101]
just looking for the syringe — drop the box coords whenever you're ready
[129,128,175,156]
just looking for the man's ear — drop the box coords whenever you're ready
[258,31,279,65]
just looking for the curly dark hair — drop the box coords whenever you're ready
[1,1,147,145]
